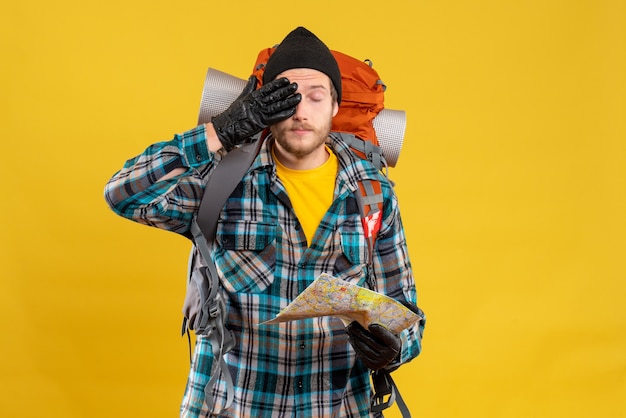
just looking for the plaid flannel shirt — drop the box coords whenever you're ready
[105,125,424,417]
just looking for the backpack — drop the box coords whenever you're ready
[184,48,412,416]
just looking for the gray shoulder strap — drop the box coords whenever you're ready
[185,136,263,411]
[332,131,387,172]
[196,137,263,239]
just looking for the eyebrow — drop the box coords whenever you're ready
[305,84,329,92]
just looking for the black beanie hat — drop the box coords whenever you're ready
[263,27,342,103]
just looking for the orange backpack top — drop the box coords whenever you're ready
[251,48,386,157]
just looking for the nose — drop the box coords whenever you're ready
[291,97,307,121]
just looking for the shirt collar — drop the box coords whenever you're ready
[251,132,382,192]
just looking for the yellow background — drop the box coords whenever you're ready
[2,0,625,417]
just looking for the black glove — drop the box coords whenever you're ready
[346,322,401,370]
[211,76,301,150]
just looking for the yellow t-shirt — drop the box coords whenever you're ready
[274,146,338,245]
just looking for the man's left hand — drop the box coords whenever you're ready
[346,322,401,370]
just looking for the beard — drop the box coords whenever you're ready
[270,113,333,160]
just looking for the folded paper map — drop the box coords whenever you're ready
[262,273,422,334]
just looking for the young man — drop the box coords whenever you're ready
[105,27,425,417]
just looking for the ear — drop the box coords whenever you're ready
[332,101,339,117]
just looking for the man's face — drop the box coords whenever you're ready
[270,68,339,164]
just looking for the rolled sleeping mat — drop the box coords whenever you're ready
[197,68,406,167]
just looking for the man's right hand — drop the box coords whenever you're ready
[211,76,301,151]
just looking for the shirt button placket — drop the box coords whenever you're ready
[296,340,305,392]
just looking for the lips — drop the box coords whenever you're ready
[289,126,313,137]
